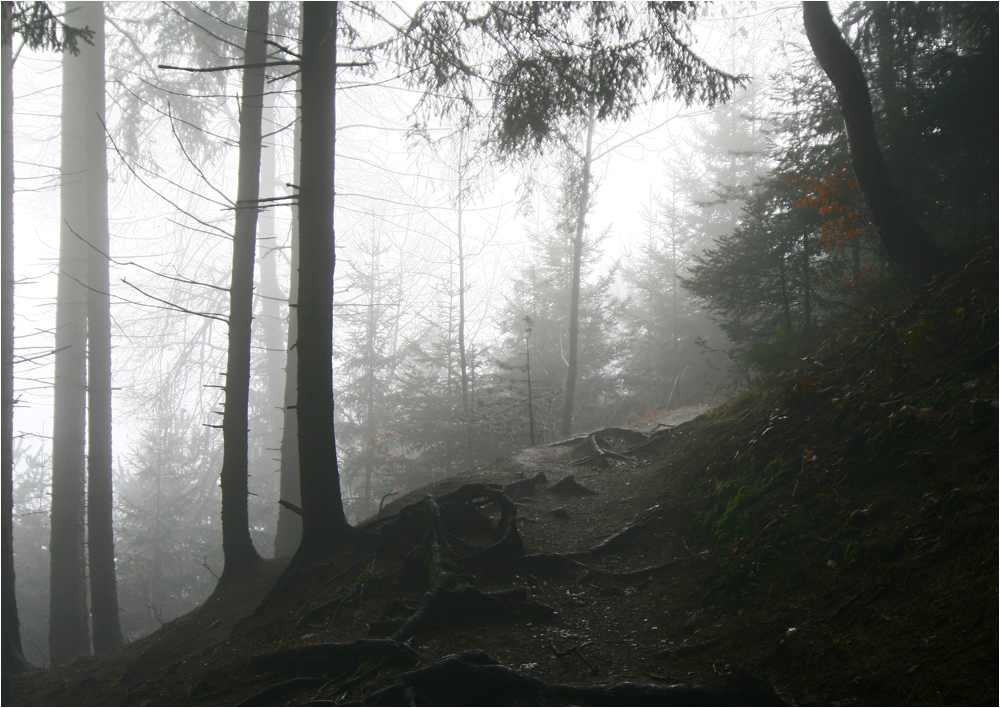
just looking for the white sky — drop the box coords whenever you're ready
[7,1,808,477]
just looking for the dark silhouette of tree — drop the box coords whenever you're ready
[1,1,27,681]
[295,1,352,555]
[2,0,90,684]
[49,0,104,666]
[802,1,941,283]
[4,3,93,677]
[274,76,302,557]
[81,2,123,656]
[842,2,998,236]
[218,1,269,581]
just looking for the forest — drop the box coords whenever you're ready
[2,1,997,705]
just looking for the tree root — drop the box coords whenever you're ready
[248,639,421,679]
[297,557,375,629]
[546,474,598,495]
[388,584,554,643]
[237,677,327,706]
[570,505,662,558]
[580,558,683,583]
[572,432,634,467]
[623,427,675,455]
[352,650,785,706]
[503,472,548,501]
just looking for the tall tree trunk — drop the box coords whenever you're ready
[219,1,268,581]
[362,224,378,518]
[2,0,32,679]
[256,87,285,550]
[801,231,812,345]
[296,1,350,555]
[778,248,793,335]
[802,1,940,284]
[455,141,472,469]
[525,325,535,446]
[560,102,596,437]
[274,75,302,557]
[83,2,122,654]
[50,0,96,665]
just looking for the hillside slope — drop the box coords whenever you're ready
[10,245,997,706]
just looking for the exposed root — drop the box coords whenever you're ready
[247,639,421,678]
[352,650,786,706]
[580,558,683,583]
[546,474,598,495]
[296,557,374,629]
[503,472,548,501]
[237,677,326,706]
[572,432,634,467]
[623,427,676,455]
[571,506,662,558]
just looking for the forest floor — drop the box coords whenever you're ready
[10,246,998,706]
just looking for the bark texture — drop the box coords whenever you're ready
[49,0,98,665]
[296,1,351,554]
[273,88,302,557]
[219,1,269,580]
[83,2,123,654]
[2,0,32,680]
[560,103,596,438]
[802,1,941,283]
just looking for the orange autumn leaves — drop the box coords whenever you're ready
[790,164,877,286]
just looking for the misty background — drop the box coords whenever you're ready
[8,1,992,664]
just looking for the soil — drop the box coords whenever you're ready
[9,247,998,706]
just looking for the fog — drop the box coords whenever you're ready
[6,0,991,667]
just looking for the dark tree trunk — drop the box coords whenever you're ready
[49,0,97,665]
[802,1,941,283]
[560,103,596,438]
[801,231,812,344]
[83,3,123,654]
[274,75,302,557]
[778,248,792,335]
[2,0,33,680]
[219,1,269,581]
[296,1,351,555]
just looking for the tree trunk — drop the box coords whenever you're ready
[219,1,269,581]
[274,74,302,558]
[456,141,472,469]
[560,102,596,438]
[2,0,32,679]
[801,231,812,345]
[802,1,940,284]
[83,3,123,654]
[296,1,351,555]
[778,248,792,335]
[49,0,98,665]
